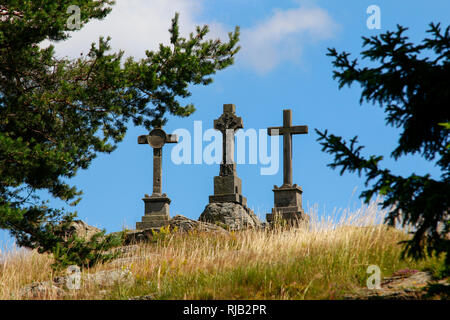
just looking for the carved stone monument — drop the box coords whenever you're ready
[136,127,178,230]
[266,109,309,225]
[208,104,247,206]
[200,104,262,230]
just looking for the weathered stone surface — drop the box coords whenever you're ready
[120,228,155,244]
[169,215,227,233]
[66,220,101,241]
[83,269,134,288]
[17,269,134,299]
[18,281,65,299]
[199,202,263,230]
[344,270,450,300]
[213,174,242,195]
[123,215,228,244]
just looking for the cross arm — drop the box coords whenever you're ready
[268,125,308,136]
[137,134,179,145]
[138,135,148,144]
[166,134,178,143]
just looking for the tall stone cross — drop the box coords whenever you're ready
[266,109,309,225]
[137,128,178,195]
[209,104,248,207]
[268,109,308,187]
[214,104,243,176]
[136,127,178,230]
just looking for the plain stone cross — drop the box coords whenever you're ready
[268,109,308,187]
[214,104,243,175]
[138,127,178,195]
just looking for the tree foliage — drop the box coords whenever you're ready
[317,23,449,267]
[0,1,240,267]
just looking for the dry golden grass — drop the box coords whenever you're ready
[0,197,444,300]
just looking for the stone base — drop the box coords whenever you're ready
[209,193,247,207]
[266,211,308,224]
[136,194,171,230]
[266,184,309,225]
[214,174,242,195]
[273,184,303,208]
[209,173,247,207]
[136,215,169,229]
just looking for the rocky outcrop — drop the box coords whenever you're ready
[344,270,449,300]
[18,281,65,299]
[17,268,134,299]
[199,202,263,231]
[169,215,227,233]
[66,220,102,241]
[121,215,227,244]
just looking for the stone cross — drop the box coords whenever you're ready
[138,127,178,195]
[214,104,243,176]
[266,109,309,225]
[209,104,248,208]
[136,127,178,230]
[268,109,308,187]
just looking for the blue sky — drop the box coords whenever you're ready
[1,0,449,247]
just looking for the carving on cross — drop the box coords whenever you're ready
[213,104,243,176]
[268,109,308,187]
[138,127,178,196]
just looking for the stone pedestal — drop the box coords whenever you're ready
[136,194,171,230]
[209,164,247,207]
[266,184,308,224]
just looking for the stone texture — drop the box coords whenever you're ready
[199,202,263,231]
[123,215,227,244]
[344,270,450,300]
[169,215,228,233]
[17,269,134,299]
[18,281,65,299]
[83,269,134,288]
[66,220,101,241]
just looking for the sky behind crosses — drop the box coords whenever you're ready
[1,0,449,248]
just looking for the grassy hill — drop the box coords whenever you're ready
[0,198,447,300]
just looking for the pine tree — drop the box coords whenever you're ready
[0,1,240,268]
[317,23,449,267]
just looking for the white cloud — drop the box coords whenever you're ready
[43,0,216,59]
[239,7,338,73]
[42,1,337,74]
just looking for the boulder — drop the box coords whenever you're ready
[121,215,227,244]
[169,215,227,233]
[83,269,134,288]
[343,270,449,300]
[17,268,134,299]
[18,281,65,299]
[66,220,102,241]
[199,202,263,231]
